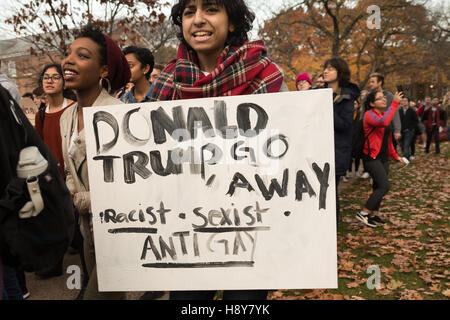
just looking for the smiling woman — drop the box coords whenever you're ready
[59,24,130,300]
[151,0,286,102]
[149,0,287,301]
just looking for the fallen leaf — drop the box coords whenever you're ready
[346,281,361,289]
[399,289,423,300]
[387,280,405,290]
[271,291,283,298]
[391,254,411,267]
[376,288,392,296]
[418,271,433,284]
[429,283,441,292]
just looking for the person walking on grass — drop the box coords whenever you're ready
[422,97,447,155]
[356,90,407,227]
[399,97,418,161]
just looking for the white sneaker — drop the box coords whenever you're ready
[361,172,370,179]
[355,212,377,227]
[410,156,415,160]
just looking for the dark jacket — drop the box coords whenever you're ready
[330,82,361,176]
[399,107,419,132]
[0,86,27,268]
[0,85,74,272]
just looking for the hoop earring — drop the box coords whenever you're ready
[99,77,111,93]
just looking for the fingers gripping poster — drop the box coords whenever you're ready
[83,89,338,291]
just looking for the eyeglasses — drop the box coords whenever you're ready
[375,96,386,101]
[43,75,62,81]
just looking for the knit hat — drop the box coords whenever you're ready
[103,34,131,92]
[296,72,312,85]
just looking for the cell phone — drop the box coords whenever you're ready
[396,85,403,92]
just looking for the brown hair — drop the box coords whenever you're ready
[323,57,351,88]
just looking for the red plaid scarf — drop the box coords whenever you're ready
[150,40,283,101]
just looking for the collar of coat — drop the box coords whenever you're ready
[333,88,352,104]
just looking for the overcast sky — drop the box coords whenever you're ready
[0,0,447,40]
[0,0,291,40]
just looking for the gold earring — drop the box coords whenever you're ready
[99,77,111,93]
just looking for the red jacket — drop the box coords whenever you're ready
[363,101,400,160]
[422,106,445,131]
[417,105,425,117]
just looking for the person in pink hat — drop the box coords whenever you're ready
[296,72,312,91]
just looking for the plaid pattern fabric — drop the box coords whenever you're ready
[151,40,283,101]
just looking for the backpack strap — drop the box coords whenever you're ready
[38,102,46,125]
[365,127,376,156]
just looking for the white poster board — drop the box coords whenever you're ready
[83,89,337,291]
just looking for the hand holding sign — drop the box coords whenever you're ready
[83,90,338,292]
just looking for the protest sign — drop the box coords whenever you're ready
[83,89,337,291]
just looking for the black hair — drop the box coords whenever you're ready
[76,24,107,66]
[370,72,385,86]
[123,46,155,80]
[39,63,64,87]
[364,90,380,110]
[323,57,351,88]
[171,0,255,49]
[32,87,44,96]
[38,63,77,101]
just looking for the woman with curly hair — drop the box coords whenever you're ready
[60,24,130,299]
[151,0,287,102]
[151,0,288,300]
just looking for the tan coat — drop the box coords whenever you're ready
[60,89,122,245]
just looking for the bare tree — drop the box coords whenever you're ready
[5,0,166,60]
[133,18,178,63]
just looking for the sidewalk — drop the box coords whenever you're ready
[25,251,168,300]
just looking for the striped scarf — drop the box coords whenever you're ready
[151,40,283,101]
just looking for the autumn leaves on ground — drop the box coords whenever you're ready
[269,141,450,300]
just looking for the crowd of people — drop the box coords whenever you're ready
[0,0,449,301]
[296,70,448,226]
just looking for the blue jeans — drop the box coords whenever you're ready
[2,264,23,300]
[401,130,415,160]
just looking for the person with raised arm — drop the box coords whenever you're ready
[356,91,406,228]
